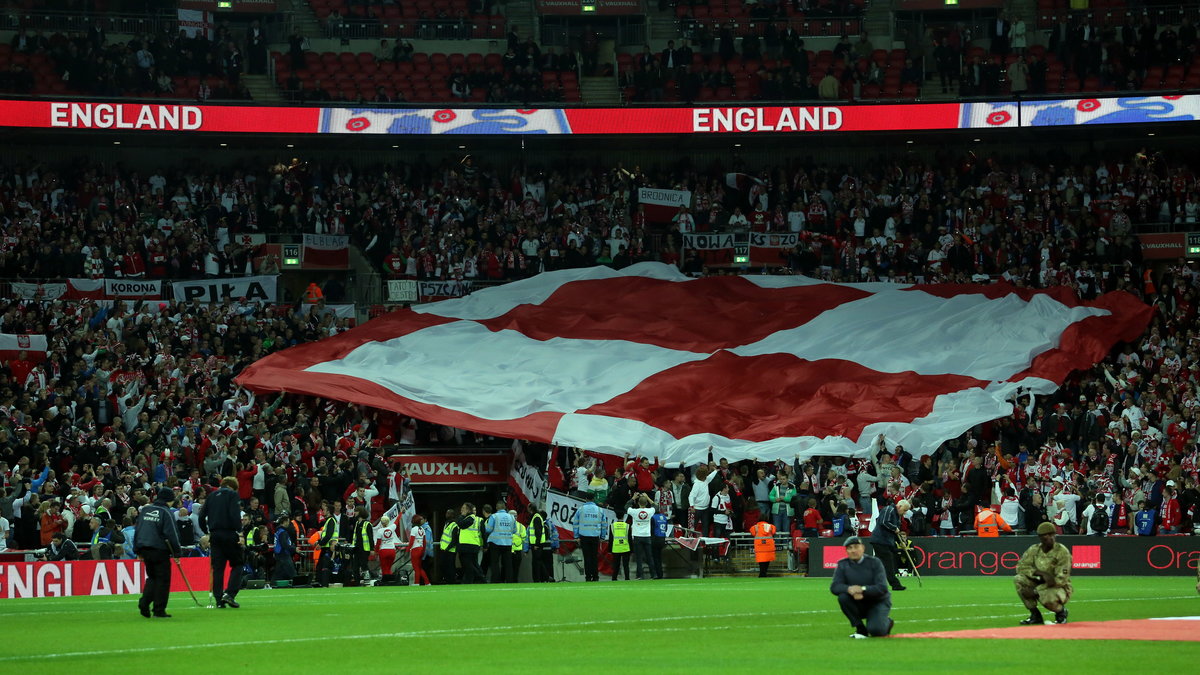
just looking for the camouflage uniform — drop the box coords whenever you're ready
[1013,542,1073,612]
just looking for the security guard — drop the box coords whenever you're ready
[527,504,548,583]
[485,503,515,583]
[350,507,374,584]
[455,502,485,584]
[317,501,343,587]
[609,516,631,581]
[1014,521,1073,625]
[974,506,1013,537]
[438,508,459,584]
[202,476,244,608]
[749,516,777,577]
[572,492,607,582]
[509,510,527,583]
[134,487,182,618]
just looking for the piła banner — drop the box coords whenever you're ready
[171,275,278,303]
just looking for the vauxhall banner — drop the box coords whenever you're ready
[508,440,547,508]
[809,535,1200,577]
[637,187,692,222]
[0,558,211,599]
[387,454,510,484]
[172,275,278,303]
[104,279,163,299]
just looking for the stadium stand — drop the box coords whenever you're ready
[273,44,581,104]
[0,144,1197,588]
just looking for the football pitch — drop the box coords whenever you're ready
[1,576,1196,672]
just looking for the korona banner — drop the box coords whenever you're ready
[172,275,278,303]
[808,535,1200,576]
[0,558,212,599]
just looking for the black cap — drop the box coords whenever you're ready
[843,536,864,548]
[157,487,175,502]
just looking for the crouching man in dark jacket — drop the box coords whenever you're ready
[830,536,894,638]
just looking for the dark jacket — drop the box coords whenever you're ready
[133,500,183,554]
[830,554,891,602]
[869,504,902,547]
[201,486,242,533]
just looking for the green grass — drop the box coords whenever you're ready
[1,577,1197,672]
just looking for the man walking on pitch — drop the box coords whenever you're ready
[203,477,244,608]
[134,487,182,618]
[1013,522,1073,624]
[830,536,894,638]
[869,499,910,591]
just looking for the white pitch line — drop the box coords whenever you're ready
[1,595,1194,662]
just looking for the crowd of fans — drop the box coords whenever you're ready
[930,11,1200,98]
[1,146,1198,581]
[4,19,264,100]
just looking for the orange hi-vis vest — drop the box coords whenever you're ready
[974,508,1011,537]
[749,521,777,563]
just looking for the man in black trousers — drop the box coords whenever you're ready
[202,476,244,608]
[830,536,894,638]
[869,498,910,591]
[134,487,182,618]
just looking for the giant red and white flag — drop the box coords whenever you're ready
[302,234,350,268]
[235,263,1151,464]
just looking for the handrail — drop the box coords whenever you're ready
[0,10,179,36]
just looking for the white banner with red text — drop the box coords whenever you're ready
[507,440,547,508]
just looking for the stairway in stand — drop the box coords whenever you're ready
[240,74,286,103]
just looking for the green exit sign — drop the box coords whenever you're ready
[582,4,595,11]
[945,0,958,5]
[217,1,233,8]
[1188,232,1200,257]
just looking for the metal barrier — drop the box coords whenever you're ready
[709,532,804,576]
[324,18,492,41]
[0,10,179,36]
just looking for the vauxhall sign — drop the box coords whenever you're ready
[388,454,511,484]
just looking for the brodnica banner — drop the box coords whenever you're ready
[0,558,211,599]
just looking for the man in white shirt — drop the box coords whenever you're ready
[626,494,656,580]
[787,201,807,233]
[0,514,10,552]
